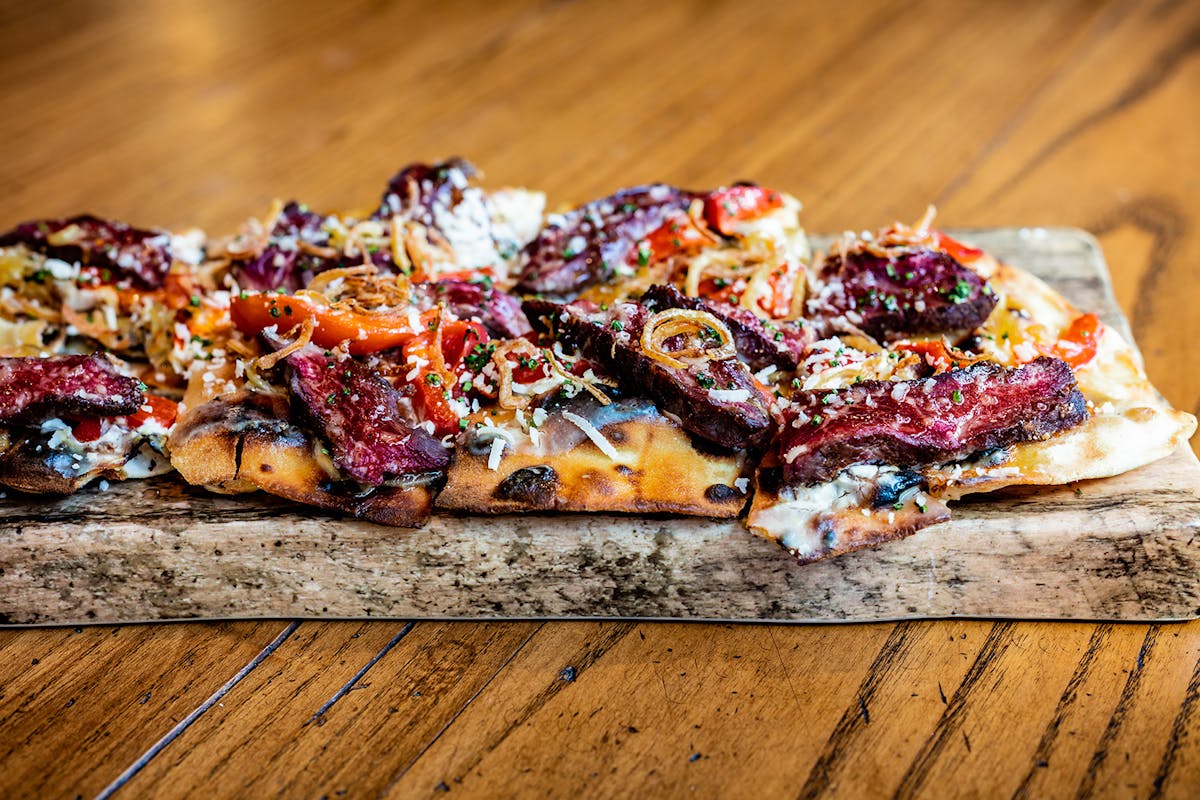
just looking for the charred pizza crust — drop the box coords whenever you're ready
[170,394,441,527]
[438,395,751,517]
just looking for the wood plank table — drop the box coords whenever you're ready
[1,1,1198,796]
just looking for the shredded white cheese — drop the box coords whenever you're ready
[561,411,620,460]
[707,388,751,403]
[487,437,507,471]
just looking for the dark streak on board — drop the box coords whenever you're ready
[1012,624,1113,800]
[982,17,1200,206]
[1074,625,1161,799]
[797,623,916,799]
[1148,647,1200,798]
[1090,197,1185,343]
[307,622,416,727]
[892,622,1016,800]
[93,622,300,800]
[378,623,547,795]
[404,624,634,789]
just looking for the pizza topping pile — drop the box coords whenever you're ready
[279,340,450,486]
[1,159,1195,564]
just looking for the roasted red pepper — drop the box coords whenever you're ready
[1041,313,1101,368]
[641,213,713,263]
[704,186,784,235]
[230,292,438,355]
[933,231,984,264]
[71,394,178,442]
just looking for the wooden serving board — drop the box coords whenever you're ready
[2,228,1198,625]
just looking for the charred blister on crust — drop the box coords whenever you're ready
[704,483,742,503]
[495,465,560,507]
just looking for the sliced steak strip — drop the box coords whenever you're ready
[283,344,450,486]
[0,354,142,424]
[374,158,478,223]
[525,298,772,450]
[417,278,532,339]
[230,202,379,292]
[373,158,504,271]
[516,184,698,298]
[0,214,173,290]
[807,247,996,342]
[640,284,808,371]
[779,356,1087,484]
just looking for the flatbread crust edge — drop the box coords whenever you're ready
[933,262,1195,497]
[169,395,438,527]
[746,259,1197,562]
[437,415,750,517]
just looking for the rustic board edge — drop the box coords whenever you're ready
[2,227,1199,626]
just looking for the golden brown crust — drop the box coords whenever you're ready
[437,415,751,518]
[169,395,439,527]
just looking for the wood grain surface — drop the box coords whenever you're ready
[1,0,1199,797]
[4,230,1200,626]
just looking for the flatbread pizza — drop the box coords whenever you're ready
[0,161,1192,566]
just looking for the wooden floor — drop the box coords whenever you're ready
[1,0,1199,796]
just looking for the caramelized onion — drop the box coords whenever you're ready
[640,308,736,369]
[253,315,316,371]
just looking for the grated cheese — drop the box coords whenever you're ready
[707,388,751,403]
[561,411,620,460]
[487,437,507,471]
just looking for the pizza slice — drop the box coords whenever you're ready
[433,181,810,518]
[0,353,175,493]
[168,160,546,524]
[746,214,1197,562]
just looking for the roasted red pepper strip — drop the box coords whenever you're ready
[641,213,713,263]
[933,230,984,264]
[892,339,987,373]
[439,320,487,365]
[125,394,179,429]
[230,293,438,355]
[71,394,178,442]
[402,319,490,437]
[1040,313,1101,368]
[704,186,784,235]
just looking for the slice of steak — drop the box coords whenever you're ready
[807,247,996,342]
[284,344,450,486]
[640,284,808,371]
[0,354,143,424]
[231,202,370,292]
[0,214,173,289]
[374,158,478,223]
[417,278,532,339]
[373,158,505,271]
[524,298,773,450]
[779,356,1087,485]
[516,184,699,298]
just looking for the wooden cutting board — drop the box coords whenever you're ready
[2,228,1198,625]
